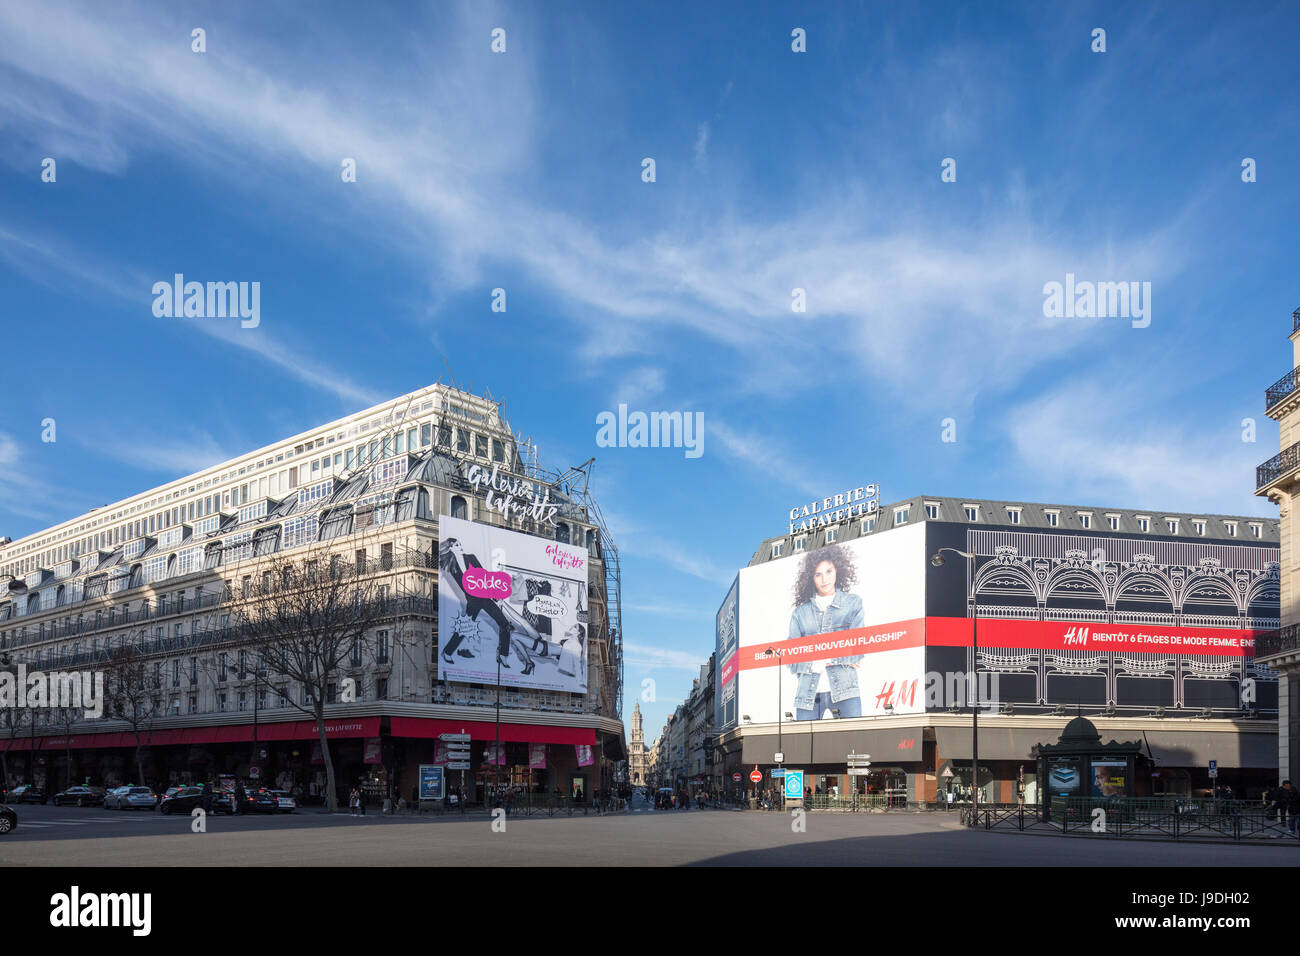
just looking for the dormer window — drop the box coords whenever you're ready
[1136,516,1150,533]
[771,542,785,559]
[1105,514,1120,531]
[794,538,807,552]
[1166,518,1179,535]
[1044,510,1059,527]
[1224,521,1237,537]
[924,502,941,520]
[963,504,979,522]
[826,528,839,543]
[1193,520,1206,536]
[1006,508,1021,524]
[895,506,910,525]
[1077,512,1092,530]
[861,515,876,534]
[1250,523,1263,538]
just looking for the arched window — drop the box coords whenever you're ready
[451,495,468,520]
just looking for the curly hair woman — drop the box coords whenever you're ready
[785,544,866,720]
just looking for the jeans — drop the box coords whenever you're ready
[796,692,862,720]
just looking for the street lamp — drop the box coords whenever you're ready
[765,647,783,806]
[931,547,979,827]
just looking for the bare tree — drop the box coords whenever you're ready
[229,549,388,812]
[103,643,161,786]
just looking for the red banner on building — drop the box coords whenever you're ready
[737,619,925,669]
[926,616,1259,657]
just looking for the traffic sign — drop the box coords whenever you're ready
[771,768,786,778]
[732,773,742,782]
[439,733,471,742]
[774,752,784,764]
[1208,760,1218,779]
[248,766,260,779]
[942,767,954,778]
[447,761,471,770]
[749,768,763,784]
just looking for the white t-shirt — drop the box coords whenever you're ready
[813,593,833,698]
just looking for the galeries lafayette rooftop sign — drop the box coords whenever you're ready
[789,484,879,534]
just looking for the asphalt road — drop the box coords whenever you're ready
[3,799,1299,866]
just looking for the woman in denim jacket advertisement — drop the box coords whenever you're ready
[787,544,864,719]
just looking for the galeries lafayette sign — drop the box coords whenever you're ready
[788,484,880,533]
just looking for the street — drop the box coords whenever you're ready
[3,798,1297,866]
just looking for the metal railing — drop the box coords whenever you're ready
[1266,366,1300,412]
[1257,440,1300,492]
[975,797,1300,844]
[1255,623,1300,658]
[1293,306,1300,334]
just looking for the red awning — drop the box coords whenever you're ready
[391,716,595,746]
[0,716,380,751]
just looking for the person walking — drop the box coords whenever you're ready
[200,781,213,814]
[1279,780,1299,834]
[233,778,245,816]
[358,785,367,816]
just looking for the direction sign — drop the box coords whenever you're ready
[749,768,763,784]
[771,768,786,778]
[447,761,471,770]
[439,733,471,742]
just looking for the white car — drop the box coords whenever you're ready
[105,786,157,810]
[267,790,297,813]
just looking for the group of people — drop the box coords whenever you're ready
[347,786,370,815]
[1263,780,1299,832]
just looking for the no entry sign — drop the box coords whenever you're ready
[732,773,742,782]
[749,768,762,784]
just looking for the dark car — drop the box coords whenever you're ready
[213,787,277,814]
[8,785,45,805]
[0,804,15,835]
[159,787,204,815]
[54,786,105,807]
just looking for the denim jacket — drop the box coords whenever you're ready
[787,591,865,707]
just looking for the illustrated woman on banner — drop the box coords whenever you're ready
[439,538,543,672]
[787,544,865,719]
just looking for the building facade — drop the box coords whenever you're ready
[0,384,625,804]
[1255,304,1300,781]
[715,493,1280,805]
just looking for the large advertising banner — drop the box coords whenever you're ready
[736,522,927,722]
[438,514,589,694]
[715,576,740,731]
[926,617,1258,657]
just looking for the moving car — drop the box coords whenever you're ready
[54,786,105,807]
[213,786,277,814]
[8,785,45,804]
[159,787,204,815]
[267,789,297,813]
[0,804,15,835]
[105,786,157,810]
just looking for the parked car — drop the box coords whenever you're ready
[105,786,157,810]
[0,804,16,835]
[267,790,297,813]
[159,787,204,815]
[54,786,105,807]
[212,786,277,814]
[8,785,45,805]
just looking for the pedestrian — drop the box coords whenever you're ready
[233,778,245,816]
[200,781,213,814]
[359,786,367,816]
[1279,780,1299,834]
[348,787,357,815]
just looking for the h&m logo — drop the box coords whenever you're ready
[875,679,918,710]
[898,738,915,750]
[1063,627,1090,646]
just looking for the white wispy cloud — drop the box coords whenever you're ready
[1005,382,1274,517]
[75,429,240,478]
[623,641,711,672]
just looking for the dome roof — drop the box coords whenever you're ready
[1060,716,1102,743]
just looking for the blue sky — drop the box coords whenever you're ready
[1,1,1297,742]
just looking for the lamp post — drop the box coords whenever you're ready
[494,653,502,805]
[931,547,979,827]
[765,647,782,807]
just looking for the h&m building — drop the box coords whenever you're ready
[0,384,625,803]
[713,494,1280,803]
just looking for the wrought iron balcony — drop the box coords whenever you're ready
[1257,440,1300,493]
[1267,366,1300,413]
[1293,307,1300,334]
[1255,623,1300,659]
